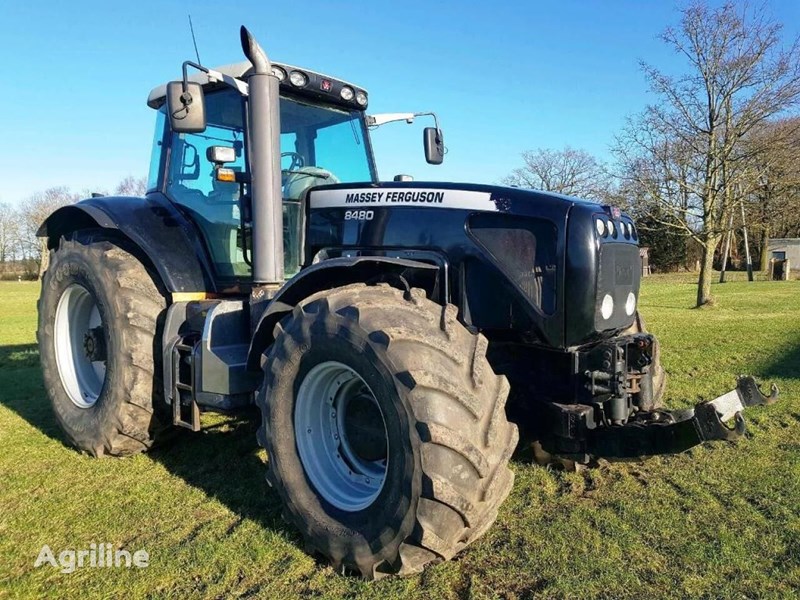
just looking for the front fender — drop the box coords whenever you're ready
[246,256,442,370]
[38,193,216,294]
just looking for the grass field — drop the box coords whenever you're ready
[1,276,799,599]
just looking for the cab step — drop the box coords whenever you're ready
[172,337,201,431]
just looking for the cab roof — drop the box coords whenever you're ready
[147,61,368,110]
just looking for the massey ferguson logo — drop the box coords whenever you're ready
[309,188,499,212]
[344,191,445,204]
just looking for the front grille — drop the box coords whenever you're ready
[595,243,640,331]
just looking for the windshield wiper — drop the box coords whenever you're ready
[281,170,331,179]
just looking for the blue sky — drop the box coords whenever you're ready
[1,0,798,204]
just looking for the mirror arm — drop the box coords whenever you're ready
[180,60,250,97]
[367,111,440,133]
[413,112,441,135]
[181,60,205,93]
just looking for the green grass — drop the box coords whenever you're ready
[1,277,799,599]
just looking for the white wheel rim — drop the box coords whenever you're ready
[54,283,107,408]
[294,361,388,512]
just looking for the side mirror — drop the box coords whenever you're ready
[166,81,206,133]
[423,127,444,165]
[207,146,236,165]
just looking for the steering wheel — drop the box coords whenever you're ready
[281,152,305,171]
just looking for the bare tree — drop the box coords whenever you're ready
[18,187,80,277]
[616,2,800,306]
[503,146,612,199]
[0,202,19,264]
[742,117,800,269]
[114,176,148,197]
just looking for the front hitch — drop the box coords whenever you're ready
[584,376,779,458]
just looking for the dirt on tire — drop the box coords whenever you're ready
[38,233,169,456]
[256,283,518,578]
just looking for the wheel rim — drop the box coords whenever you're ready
[54,283,107,408]
[295,361,389,512]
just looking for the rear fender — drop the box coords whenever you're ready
[38,193,216,294]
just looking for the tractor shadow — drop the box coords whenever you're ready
[0,342,40,369]
[0,343,296,540]
[0,343,67,443]
[755,340,800,381]
[147,410,298,539]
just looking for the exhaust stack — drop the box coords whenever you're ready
[240,26,283,287]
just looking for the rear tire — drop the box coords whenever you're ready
[37,234,168,456]
[257,284,518,578]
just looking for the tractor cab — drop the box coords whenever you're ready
[146,62,377,282]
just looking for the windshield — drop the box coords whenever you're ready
[279,96,375,199]
[158,88,375,282]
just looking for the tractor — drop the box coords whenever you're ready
[36,27,778,578]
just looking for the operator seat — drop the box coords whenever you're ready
[283,167,339,200]
[282,167,339,276]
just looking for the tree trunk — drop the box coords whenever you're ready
[696,236,718,307]
[759,228,770,272]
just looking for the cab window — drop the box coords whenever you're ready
[166,89,249,279]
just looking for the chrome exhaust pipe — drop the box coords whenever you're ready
[240,26,283,287]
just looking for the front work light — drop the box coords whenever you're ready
[271,66,286,81]
[289,70,308,87]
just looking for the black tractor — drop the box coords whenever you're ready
[36,27,778,578]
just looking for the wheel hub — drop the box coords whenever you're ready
[294,361,389,512]
[340,391,387,462]
[83,326,106,362]
[53,284,107,408]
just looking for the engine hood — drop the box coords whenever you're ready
[306,181,600,218]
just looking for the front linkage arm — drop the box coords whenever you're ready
[569,377,779,458]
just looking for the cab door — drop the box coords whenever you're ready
[164,89,251,281]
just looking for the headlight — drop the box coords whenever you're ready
[595,218,606,237]
[340,86,354,101]
[607,220,616,238]
[289,70,308,87]
[355,91,368,106]
[625,292,636,316]
[601,294,614,320]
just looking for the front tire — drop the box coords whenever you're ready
[38,234,168,456]
[257,284,518,578]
